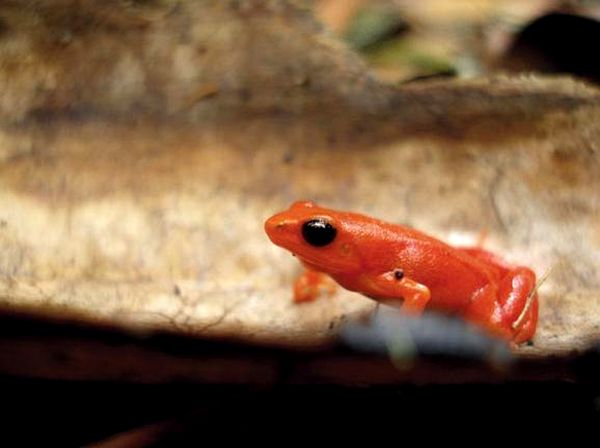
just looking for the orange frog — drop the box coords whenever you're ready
[265,201,539,344]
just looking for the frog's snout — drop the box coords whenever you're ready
[264,213,294,246]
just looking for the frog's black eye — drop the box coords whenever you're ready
[302,219,337,247]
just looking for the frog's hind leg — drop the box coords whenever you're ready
[462,267,539,343]
[463,283,511,341]
[461,247,539,344]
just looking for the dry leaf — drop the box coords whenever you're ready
[0,1,599,384]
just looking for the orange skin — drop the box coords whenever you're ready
[265,201,539,344]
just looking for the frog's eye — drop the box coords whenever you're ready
[302,219,337,247]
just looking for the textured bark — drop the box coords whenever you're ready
[0,0,599,382]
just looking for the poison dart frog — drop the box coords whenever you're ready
[265,201,539,344]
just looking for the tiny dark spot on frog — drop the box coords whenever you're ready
[173,284,181,296]
[328,320,335,330]
[282,152,294,164]
[0,219,6,228]
[526,340,534,347]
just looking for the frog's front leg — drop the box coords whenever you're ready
[368,270,431,314]
[293,269,337,303]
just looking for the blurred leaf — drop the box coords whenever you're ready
[341,306,512,366]
[344,6,408,50]
[365,37,456,78]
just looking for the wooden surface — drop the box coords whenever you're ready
[0,1,600,382]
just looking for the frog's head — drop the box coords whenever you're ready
[265,201,362,274]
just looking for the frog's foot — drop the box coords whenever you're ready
[497,267,539,344]
[398,278,431,314]
[293,269,337,303]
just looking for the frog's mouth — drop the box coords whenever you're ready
[288,249,356,276]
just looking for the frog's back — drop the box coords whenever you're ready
[343,214,499,310]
